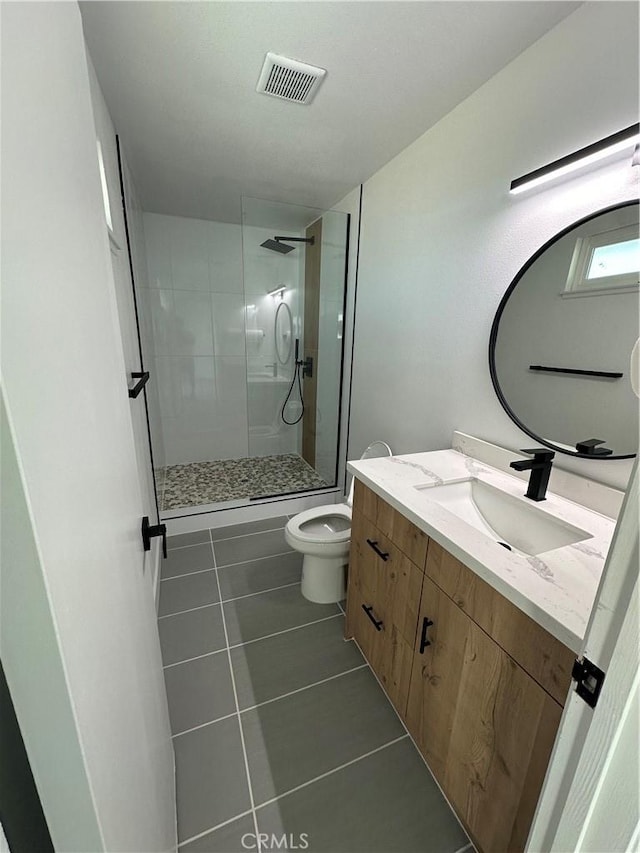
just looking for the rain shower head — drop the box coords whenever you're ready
[260,235,315,254]
[260,238,295,254]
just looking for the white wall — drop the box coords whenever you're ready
[348,2,638,491]
[1,4,175,850]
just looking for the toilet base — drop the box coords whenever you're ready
[300,554,347,604]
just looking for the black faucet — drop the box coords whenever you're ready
[509,448,555,502]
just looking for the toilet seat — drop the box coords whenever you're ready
[285,440,392,603]
[286,504,352,545]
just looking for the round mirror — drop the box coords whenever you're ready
[490,201,639,459]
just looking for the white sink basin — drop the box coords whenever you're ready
[415,478,591,556]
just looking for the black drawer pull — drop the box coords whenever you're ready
[362,604,383,631]
[366,538,389,561]
[128,371,150,399]
[419,617,434,653]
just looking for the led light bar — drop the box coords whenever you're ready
[510,124,640,195]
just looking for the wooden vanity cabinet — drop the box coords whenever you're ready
[345,481,575,853]
[406,573,563,853]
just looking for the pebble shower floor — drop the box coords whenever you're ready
[160,454,328,510]
[158,516,472,852]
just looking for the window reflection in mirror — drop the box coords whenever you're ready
[490,201,639,459]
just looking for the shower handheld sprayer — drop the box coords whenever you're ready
[281,338,312,426]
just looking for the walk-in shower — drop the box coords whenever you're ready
[135,196,349,515]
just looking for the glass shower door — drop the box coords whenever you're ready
[242,197,349,499]
[133,193,349,516]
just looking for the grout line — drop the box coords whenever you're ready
[211,523,287,543]
[452,845,474,853]
[239,665,369,714]
[171,712,238,739]
[351,637,472,847]
[254,734,409,811]
[214,548,295,569]
[210,530,262,853]
[221,581,300,605]
[158,601,221,620]
[170,664,369,740]
[163,612,344,667]
[162,647,227,669]
[161,566,216,581]
[161,579,302,619]
[227,613,343,650]
[177,808,254,849]
[166,539,211,553]
[336,600,346,615]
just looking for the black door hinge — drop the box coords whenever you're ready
[572,656,605,708]
[141,516,167,558]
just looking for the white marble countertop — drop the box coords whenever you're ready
[347,449,616,652]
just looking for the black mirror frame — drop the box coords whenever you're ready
[488,199,639,461]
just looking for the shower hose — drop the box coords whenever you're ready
[281,339,305,426]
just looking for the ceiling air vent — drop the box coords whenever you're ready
[256,52,326,105]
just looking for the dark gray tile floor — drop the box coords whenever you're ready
[160,518,470,852]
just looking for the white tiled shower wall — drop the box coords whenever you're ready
[242,225,304,458]
[141,212,303,466]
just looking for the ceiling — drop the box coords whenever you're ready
[81,1,580,225]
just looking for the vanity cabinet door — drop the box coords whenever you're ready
[424,540,574,706]
[346,510,424,717]
[406,575,563,853]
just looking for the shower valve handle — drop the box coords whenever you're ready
[302,356,313,378]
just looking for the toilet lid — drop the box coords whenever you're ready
[346,440,393,506]
[287,504,352,544]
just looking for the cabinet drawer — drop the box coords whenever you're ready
[348,510,423,646]
[425,540,574,706]
[353,479,429,568]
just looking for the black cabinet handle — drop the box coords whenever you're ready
[128,371,150,399]
[366,539,389,561]
[419,617,434,653]
[362,604,383,631]
[141,516,167,558]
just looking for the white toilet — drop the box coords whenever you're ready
[285,441,392,603]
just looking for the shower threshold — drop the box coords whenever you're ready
[159,453,328,511]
